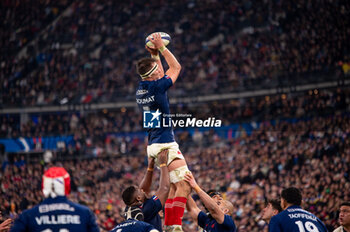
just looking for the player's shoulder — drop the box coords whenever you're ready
[270,209,286,222]
[20,203,40,216]
[197,211,210,223]
[223,214,235,224]
[151,195,160,202]
[160,75,171,81]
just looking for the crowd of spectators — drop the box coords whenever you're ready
[1,0,349,231]
[1,87,348,154]
[0,0,72,61]
[0,0,349,107]
[1,113,349,231]
[0,0,72,103]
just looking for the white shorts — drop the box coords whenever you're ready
[147,142,185,166]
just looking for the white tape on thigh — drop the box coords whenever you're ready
[169,165,190,183]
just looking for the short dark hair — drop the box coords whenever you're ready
[268,199,283,213]
[281,187,302,206]
[136,57,157,76]
[207,189,221,198]
[122,186,137,206]
[340,202,350,207]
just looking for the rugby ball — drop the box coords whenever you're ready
[145,32,171,49]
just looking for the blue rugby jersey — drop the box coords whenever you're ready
[197,211,236,232]
[269,205,328,232]
[140,195,163,232]
[136,75,175,144]
[109,219,158,232]
[10,196,99,232]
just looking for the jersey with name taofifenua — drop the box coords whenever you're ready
[197,211,237,232]
[268,205,328,232]
[109,219,158,232]
[140,195,163,232]
[136,75,175,145]
[10,196,99,232]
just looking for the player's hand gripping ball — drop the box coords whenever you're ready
[145,32,171,49]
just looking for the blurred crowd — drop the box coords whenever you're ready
[1,0,350,231]
[1,113,349,231]
[0,0,349,107]
[0,0,72,64]
[1,88,348,156]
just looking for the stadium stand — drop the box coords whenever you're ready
[0,0,348,107]
[1,0,350,231]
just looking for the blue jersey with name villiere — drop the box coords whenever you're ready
[109,219,158,232]
[10,196,100,232]
[197,211,237,232]
[140,195,163,232]
[269,205,328,232]
[136,75,175,145]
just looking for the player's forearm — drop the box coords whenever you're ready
[161,48,181,83]
[139,169,154,194]
[157,166,170,205]
[161,49,181,70]
[186,196,201,221]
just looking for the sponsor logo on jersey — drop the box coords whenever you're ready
[39,203,75,213]
[136,90,149,95]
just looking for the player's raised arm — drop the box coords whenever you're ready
[145,45,164,78]
[184,172,226,224]
[149,33,181,84]
[186,195,201,221]
[139,157,155,195]
[154,149,170,206]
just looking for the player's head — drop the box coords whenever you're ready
[137,57,161,80]
[203,190,223,213]
[122,185,146,206]
[217,200,234,216]
[261,199,282,223]
[124,206,144,221]
[339,202,350,227]
[280,187,302,209]
[208,190,223,206]
[207,190,222,201]
[42,167,71,198]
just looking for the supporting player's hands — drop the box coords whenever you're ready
[0,218,12,232]
[184,172,198,189]
[158,149,169,166]
[148,33,164,50]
